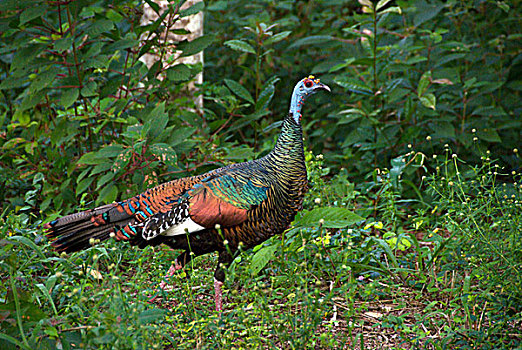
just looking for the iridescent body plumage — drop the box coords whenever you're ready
[45,76,330,311]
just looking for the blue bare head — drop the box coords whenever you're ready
[289,76,330,123]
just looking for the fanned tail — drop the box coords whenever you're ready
[44,203,134,253]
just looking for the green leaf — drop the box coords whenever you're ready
[12,44,42,70]
[255,84,274,111]
[250,243,278,275]
[35,283,58,316]
[98,183,118,204]
[294,207,364,228]
[77,152,103,165]
[54,37,73,51]
[287,35,334,50]
[378,6,401,15]
[138,308,165,324]
[417,71,431,96]
[96,171,115,190]
[419,93,436,109]
[376,0,392,11]
[96,144,125,158]
[414,1,444,27]
[180,1,205,17]
[86,19,114,37]
[264,31,291,46]
[151,143,177,166]
[334,76,372,95]
[20,5,48,24]
[179,34,215,57]
[477,129,501,143]
[224,39,256,54]
[61,88,79,109]
[166,64,191,82]
[224,79,254,104]
[29,68,58,94]
[76,177,94,196]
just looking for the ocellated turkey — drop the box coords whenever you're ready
[45,76,330,311]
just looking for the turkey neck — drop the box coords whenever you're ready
[263,114,306,179]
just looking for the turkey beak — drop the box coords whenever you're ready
[316,83,331,92]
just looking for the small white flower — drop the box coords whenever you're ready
[347,229,353,234]
[89,238,95,245]
[316,154,324,160]
[223,240,229,245]
[314,198,321,204]
[215,224,221,230]
[452,154,457,158]
[109,232,116,238]
[319,218,325,225]
[473,137,478,141]
[472,128,476,133]
[426,136,431,141]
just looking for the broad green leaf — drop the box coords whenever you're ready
[477,129,501,143]
[179,34,215,57]
[180,1,205,17]
[417,71,431,96]
[287,35,334,50]
[20,5,48,24]
[77,152,103,165]
[12,44,42,70]
[334,76,372,95]
[96,144,125,158]
[376,0,392,11]
[264,31,291,46]
[0,76,27,90]
[96,171,116,190]
[54,37,73,51]
[250,243,278,275]
[378,6,401,15]
[224,39,256,54]
[86,19,114,37]
[255,83,274,111]
[419,93,436,109]
[76,177,95,196]
[414,1,444,27]
[98,183,118,204]
[166,64,191,82]
[29,68,59,94]
[151,143,177,166]
[294,207,364,228]
[224,79,254,104]
[61,88,79,109]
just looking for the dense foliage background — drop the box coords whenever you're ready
[1,0,520,349]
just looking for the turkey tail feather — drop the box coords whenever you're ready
[45,203,134,253]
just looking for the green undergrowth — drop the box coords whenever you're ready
[1,151,521,349]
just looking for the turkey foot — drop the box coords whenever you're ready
[214,278,224,312]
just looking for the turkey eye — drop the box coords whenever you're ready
[304,80,313,88]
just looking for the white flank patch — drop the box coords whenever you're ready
[162,218,205,236]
